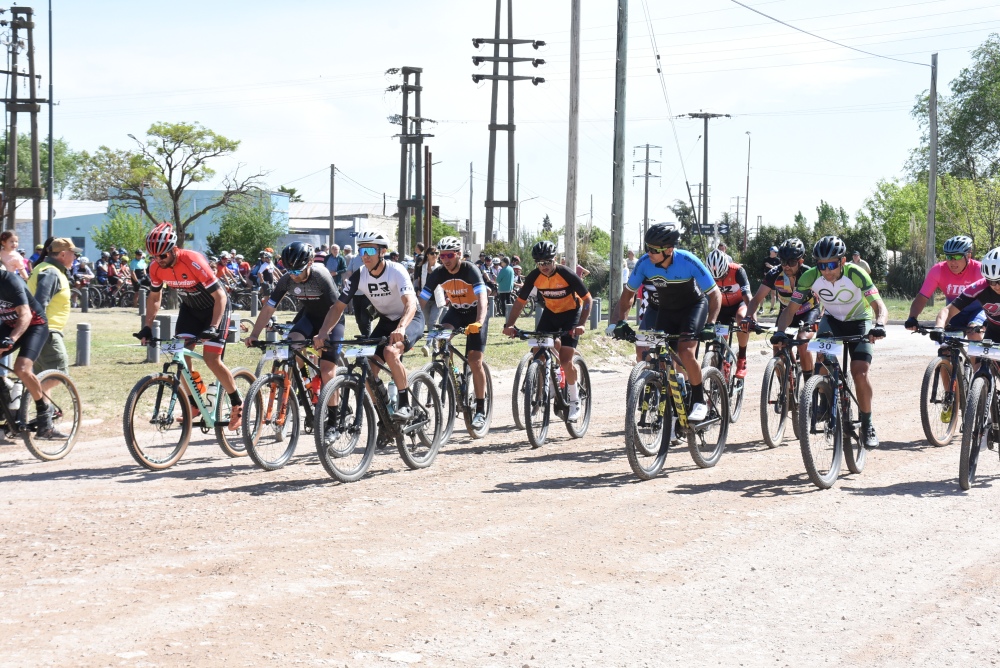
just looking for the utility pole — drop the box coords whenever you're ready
[46,0,53,238]
[472,0,545,244]
[633,143,661,244]
[743,131,751,254]
[926,53,939,279]
[609,0,628,317]
[328,165,342,246]
[4,7,45,246]
[468,161,473,251]
[515,162,520,239]
[424,146,432,246]
[564,0,581,272]
[392,66,431,254]
[683,111,730,248]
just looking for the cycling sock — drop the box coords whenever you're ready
[228,391,242,407]
[34,398,47,413]
[475,398,485,413]
[803,369,813,381]
[327,407,339,425]
[398,389,410,407]
[738,347,747,359]
[860,411,872,427]
[568,383,579,402]
[691,383,705,405]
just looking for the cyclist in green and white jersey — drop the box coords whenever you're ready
[773,235,888,448]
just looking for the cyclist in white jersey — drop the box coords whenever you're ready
[314,230,424,422]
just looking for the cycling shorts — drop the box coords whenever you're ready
[655,298,709,350]
[537,309,580,349]
[176,302,232,355]
[0,322,48,362]
[718,302,747,325]
[370,308,425,359]
[789,307,821,330]
[949,307,987,332]
[291,311,344,363]
[817,315,872,364]
[440,307,487,354]
[639,306,659,332]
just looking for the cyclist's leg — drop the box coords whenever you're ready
[657,300,708,391]
[635,306,658,362]
[730,303,750,353]
[373,310,425,410]
[6,324,47,403]
[463,314,488,402]
[792,309,818,377]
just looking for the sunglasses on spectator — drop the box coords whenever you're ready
[438,251,457,260]
[645,244,673,254]
[945,253,967,261]
[817,260,840,271]
[359,247,379,257]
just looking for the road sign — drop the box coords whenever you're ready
[699,224,714,235]
[717,224,730,235]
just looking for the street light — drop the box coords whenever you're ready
[516,195,539,239]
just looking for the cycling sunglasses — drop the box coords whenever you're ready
[645,244,674,254]
[780,260,799,268]
[988,279,1000,287]
[438,251,458,260]
[288,267,306,276]
[816,260,840,271]
[536,259,555,267]
[156,251,172,261]
[945,253,967,261]
[358,246,379,257]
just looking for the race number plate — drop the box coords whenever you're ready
[527,337,555,348]
[714,324,730,337]
[343,345,378,358]
[967,343,1000,360]
[160,340,186,355]
[426,329,451,341]
[263,345,290,361]
[807,339,844,357]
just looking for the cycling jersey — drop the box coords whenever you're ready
[950,280,1000,327]
[0,270,46,326]
[920,259,983,318]
[626,249,717,310]
[716,263,751,307]
[148,248,221,311]
[269,262,340,318]
[339,259,415,321]
[516,265,589,315]
[629,253,662,309]
[762,264,817,316]
[791,263,879,322]
[420,261,486,310]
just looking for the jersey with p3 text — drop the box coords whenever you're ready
[148,248,221,310]
[790,263,879,322]
[339,260,415,320]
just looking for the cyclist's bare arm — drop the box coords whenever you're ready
[246,301,278,344]
[143,288,163,329]
[936,304,960,329]
[316,300,349,342]
[745,284,771,320]
[609,285,637,323]
[706,287,722,322]
[908,292,932,320]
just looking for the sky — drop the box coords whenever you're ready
[30,0,1000,249]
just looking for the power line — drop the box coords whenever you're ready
[334,167,384,198]
[279,166,328,186]
[727,0,930,68]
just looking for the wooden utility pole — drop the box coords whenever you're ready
[565,0,580,271]
[925,53,939,277]
[609,0,628,316]
[395,67,430,254]
[424,146,432,246]
[47,0,53,238]
[329,164,336,246]
[468,161,473,251]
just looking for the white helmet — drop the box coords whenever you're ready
[355,230,391,248]
[706,249,730,279]
[437,236,462,253]
[981,248,1000,281]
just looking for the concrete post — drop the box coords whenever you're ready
[251,289,259,317]
[485,295,494,340]
[138,291,145,318]
[147,321,160,364]
[81,287,89,313]
[590,298,601,330]
[75,323,91,367]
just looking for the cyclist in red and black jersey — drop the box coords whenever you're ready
[136,223,244,430]
[705,250,753,378]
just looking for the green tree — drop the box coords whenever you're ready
[0,134,80,197]
[91,207,153,256]
[542,214,552,233]
[278,185,303,202]
[410,217,458,252]
[668,199,708,254]
[856,179,929,251]
[206,190,285,259]
[71,146,135,201]
[110,121,266,247]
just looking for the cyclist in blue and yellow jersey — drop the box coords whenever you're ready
[607,223,722,421]
[774,235,887,448]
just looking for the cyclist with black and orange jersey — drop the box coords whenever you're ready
[136,223,244,431]
[418,236,491,430]
[503,240,592,422]
[705,249,753,378]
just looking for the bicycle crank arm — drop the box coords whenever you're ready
[690,416,722,432]
[400,419,430,435]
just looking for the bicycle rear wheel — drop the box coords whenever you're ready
[215,368,255,457]
[842,370,866,475]
[315,374,376,482]
[687,367,730,468]
[243,371,300,470]
[523,360,551,448]
[421,361,456,444]
[760,357,789,448]
[920,356,962,447]
[21,370,82,461]
[799,374,842,489]
[959,376,990,491]
[398,370,444,469]
[123,374,192,470]
[511,352,533,430]
[565,354,591,438]
[625,370,669,479]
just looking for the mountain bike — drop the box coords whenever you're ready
[513,328,592,448]
[916,326,974,447]
[797,334,870,489]
[421,326,493,442]
[242,338,325,470]
[616,327,729,479]
[313,336,444,483]
[751,320,818,448]
[0,365,81,461]
[957,338,1000,490]
[698,321,745,422]
[123,336,255,470]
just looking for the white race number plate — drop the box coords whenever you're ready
[343,345,377,358]
[160,340,186,354]
[714,324,730,337]
[263,345,290,361]
[807,339,844,357]
[527,337,555,348]
[967,343,1000,360]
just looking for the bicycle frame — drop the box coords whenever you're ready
[515,329,575,416]
[425,327,474,403]
[635,331,693,429]
[254,339,323,426]
[810,335,868,440]
[155,339,227,430]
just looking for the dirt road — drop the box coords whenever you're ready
[3,325,1000,667]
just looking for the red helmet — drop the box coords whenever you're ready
[146,222,177,256]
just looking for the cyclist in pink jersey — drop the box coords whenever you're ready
[905,235,985,335]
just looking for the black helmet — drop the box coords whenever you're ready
[645,222,680,248]
[812,235,847,260]
[281,242,315,271]
[777,238,805,262]
[531,240,557,261]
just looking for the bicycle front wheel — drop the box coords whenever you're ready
[625,370,669,480]
[315,375,376,483]
[565,354,591,438]
[523,360,551,448]
[123,374,192,470]
[398,370,444,469]
[920,356,962,447]
[215,367,256,457]
[798,374,842,489]
[687,367,730,468]
[511,352,533,430]
[959,376,990,491]
[243,371,300,470]
[21,370,82,461]
[760,357,790,448]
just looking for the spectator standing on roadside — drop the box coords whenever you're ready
[27,238,77,376]
[342,246,372,336]
[495,256,515,318]
[851,250,872,275]
[420,246,443,326]
[560,255,590,279]
[324,243,347,288]
[762,246,781,314]
[29,244,43,267]
[626,249,637,272]
[412,243,426,289]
